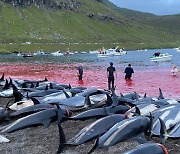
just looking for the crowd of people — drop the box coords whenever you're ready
[77,62,179,90]
[77,62,134,90]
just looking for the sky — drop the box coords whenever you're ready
[109,0,180,15]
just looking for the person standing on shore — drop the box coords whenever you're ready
[77,63,83,81]
[124,64,134,79]
[107,62,117,90]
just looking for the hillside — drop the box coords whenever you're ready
[0,0,180,48]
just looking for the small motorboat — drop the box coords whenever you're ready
[23,53,33,58]
[176,47,180,52]
[51,51,63,56]
[33,51,46,56]
[150,53,172,62]
[98,48,127,58]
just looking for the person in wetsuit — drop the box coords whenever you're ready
[107,62,117,90]
[124,64,134,79]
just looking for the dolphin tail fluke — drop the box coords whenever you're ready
[158,88,164,100]
[159,118,168,144]
[57,124,66,154]
[87,137,99,154]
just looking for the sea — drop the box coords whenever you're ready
[0,48,179,99]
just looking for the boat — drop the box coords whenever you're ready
[175,47,180,52]
[98,48,127,58]
[150,53,172,62]
[23,53,33,58]
[33,51,46,56]
[51,51,63,56]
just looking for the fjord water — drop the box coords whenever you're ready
[0,48,179,98]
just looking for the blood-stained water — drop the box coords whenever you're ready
[0,62,179,99]
[0,48,180,98]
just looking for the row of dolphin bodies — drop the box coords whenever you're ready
[0,73,179,154]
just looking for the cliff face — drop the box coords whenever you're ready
[1,0,81,11]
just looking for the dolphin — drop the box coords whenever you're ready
[123,143,168,154]
[152,107,180,136]
[88,116,152,153]
[66,114,125,145]
[1,106,64,133]
[68,105,129,120]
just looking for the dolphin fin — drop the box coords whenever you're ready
[21,83,27,88]
[30,97,40,105]
[57,124,66,154]
[11,83,18,92]
[2,79,9,90]
[87,137,99,154]
[45,85,48,90]
[0,73,4,81]
[144,93,147,98]
[13,91,24,103]
[159,118,168,144]
[35,82,39,87]
[68,84,71,89]
[49,83,53,89]
[30,82,34,88]
[158,88,164,100]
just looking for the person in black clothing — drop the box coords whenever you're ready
[124,64,134,79]
[77,64,83,81]
[107,62,117,90]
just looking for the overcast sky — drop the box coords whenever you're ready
[109,0,180,15]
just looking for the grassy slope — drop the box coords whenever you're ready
[0,1,180,53]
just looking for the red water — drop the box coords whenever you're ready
[0,63,179,99]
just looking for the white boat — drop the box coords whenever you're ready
[176,47,180,52]
[51,51,63,56]
[33,51,46,55]
[150,53,172,62]
[98,48,127,58]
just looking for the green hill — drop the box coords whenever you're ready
[0,0,180,52]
